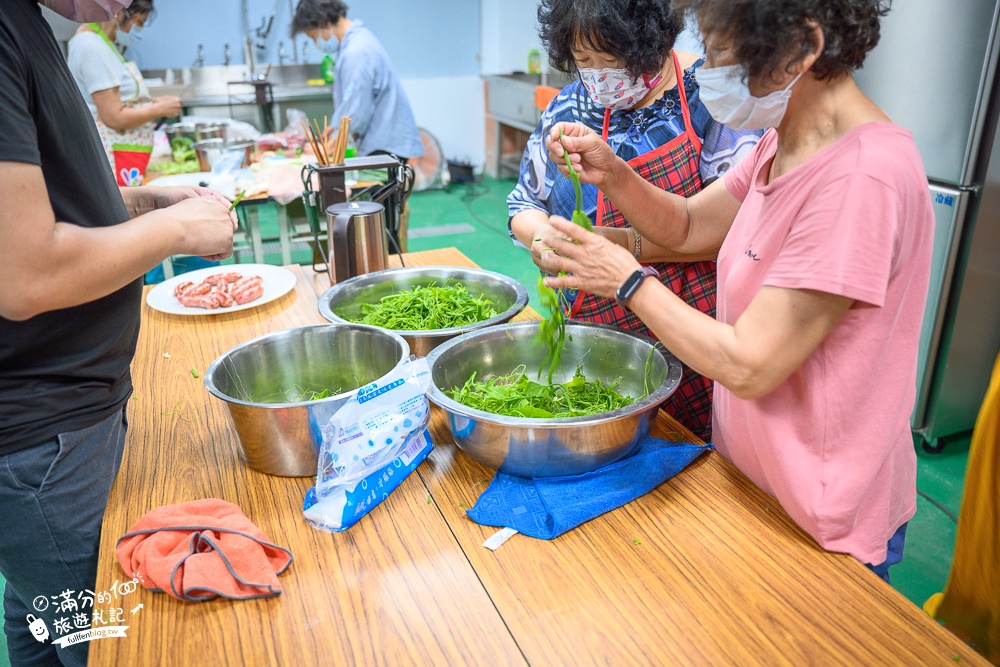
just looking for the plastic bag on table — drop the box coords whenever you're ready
[259,160,311,205]
[303,357,434,533]
[283,109,310,151]
[256,133,288,152]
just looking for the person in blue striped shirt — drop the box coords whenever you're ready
[291,0,423,161]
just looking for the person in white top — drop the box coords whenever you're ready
[67,0,180,186]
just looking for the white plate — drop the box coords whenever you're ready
[146,264,297,316]
[148,172,214,188]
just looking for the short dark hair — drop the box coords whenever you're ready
[538,0,685,78]
[290,0,349,36]
[124,0,153,20]
[676,0,891,83]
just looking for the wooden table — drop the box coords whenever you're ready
[91,248,985,666]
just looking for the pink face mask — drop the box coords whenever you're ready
[41,0,133,22]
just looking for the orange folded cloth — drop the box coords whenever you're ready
[116,499,293,601]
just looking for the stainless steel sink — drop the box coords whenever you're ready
[143,64,333,105]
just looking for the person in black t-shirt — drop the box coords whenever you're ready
[0,2,237,665]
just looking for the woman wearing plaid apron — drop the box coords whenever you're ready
[509,0,760,439]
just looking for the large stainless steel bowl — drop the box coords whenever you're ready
[426,322,683,477]
[204,324,409,477]
[318,266,529,357]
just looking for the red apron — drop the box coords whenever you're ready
[569,51,716,439]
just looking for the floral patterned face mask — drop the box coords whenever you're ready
[578,67,662,110]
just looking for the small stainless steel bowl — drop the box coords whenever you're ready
[164,122,197,143]
[226,140,257,166]
[194,123,227,141]
[192,139,255,172]
[204,324,410,477]
[318,266,529,357]
[426,321,683,477]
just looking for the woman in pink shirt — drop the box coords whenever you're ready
[533,0,933,580]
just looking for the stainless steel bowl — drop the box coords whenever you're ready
[164,122,197,143]
[194,123,227,141]
[192,139,256,172]
[192,138,225,171]
[318,266,529,357]
[426,322,683,477]
[204,324,410,477]
[226,140,256,166]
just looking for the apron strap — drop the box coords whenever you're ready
[672,50,702,154]
[596,108,613,224]
[597,52,698,223]
[87,23,127,64]
[87,23,144,101]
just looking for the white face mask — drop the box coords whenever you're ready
[314,26,340,54]
[316,36,338,54]
[114,19,143,48]
[697,64,803,130]
[42,0,132,22]
[578,67,661,111]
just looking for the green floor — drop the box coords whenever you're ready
[0,178,975,666]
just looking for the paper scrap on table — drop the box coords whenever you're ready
[483,527,518,551]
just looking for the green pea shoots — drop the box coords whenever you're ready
[559,130,593,231]
[348,281,498,331]
[228,190,246,211]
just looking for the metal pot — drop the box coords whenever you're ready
[204,324,410,477]
[426,322,683,477]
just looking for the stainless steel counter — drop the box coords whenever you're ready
[144,64,333,129]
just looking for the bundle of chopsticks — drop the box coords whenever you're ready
[301,115,352,166]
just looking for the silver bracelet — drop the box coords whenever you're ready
[631,227,642,260]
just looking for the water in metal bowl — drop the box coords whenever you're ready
[204,324,409,477]
[318,266,529,357]
[426,322,683,477]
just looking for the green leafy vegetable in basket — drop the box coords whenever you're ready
[170,136,196,162]
[146,159,199,175]
[349,282,499,331]
[147,136,200,175]
[447,364,635,419]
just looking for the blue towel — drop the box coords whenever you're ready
[467,437,712,540]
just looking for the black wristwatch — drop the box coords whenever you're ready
[615,266,659,310]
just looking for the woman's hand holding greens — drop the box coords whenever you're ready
[538,216,639,299]
[546,122,622,190]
